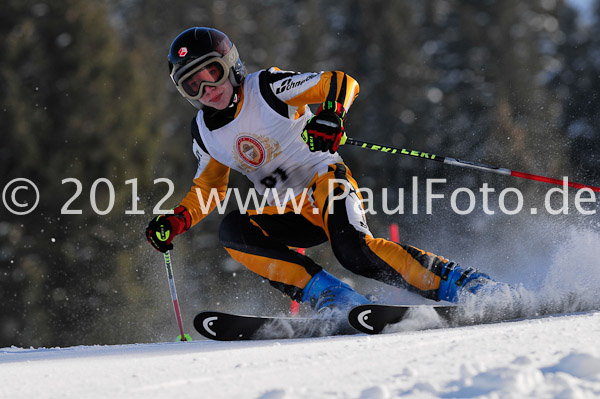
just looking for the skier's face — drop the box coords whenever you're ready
[199,79,234,110]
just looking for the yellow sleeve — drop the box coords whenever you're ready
[265,67,359,114]
[284,71,359,111]
[179,158,230,227]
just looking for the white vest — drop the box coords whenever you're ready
[194,70,342,205]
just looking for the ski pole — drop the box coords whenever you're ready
[340,135,600,192]
[160,227,191,342]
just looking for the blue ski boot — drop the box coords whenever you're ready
[302,270,370,315]
[437,262,496,303]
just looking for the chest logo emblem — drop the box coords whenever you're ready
[236,136,266,167]
[233,134,282,173]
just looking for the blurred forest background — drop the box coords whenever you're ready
[2,0,600,347]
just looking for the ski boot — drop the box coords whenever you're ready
[302,270,370,316]
[437,261,497,303]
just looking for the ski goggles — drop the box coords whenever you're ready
[171,46,239,101]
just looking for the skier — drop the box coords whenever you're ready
[146,27,496,314]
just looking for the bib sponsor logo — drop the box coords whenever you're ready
[236,136,266,167]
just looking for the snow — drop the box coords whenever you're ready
[1,311,600,399]
[1,226,599,398]
[2,225,599,399]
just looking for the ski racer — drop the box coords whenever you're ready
[146,27,497,314]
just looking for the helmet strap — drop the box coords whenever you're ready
[228,86,242,109]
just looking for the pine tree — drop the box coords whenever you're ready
[0,0,166,346]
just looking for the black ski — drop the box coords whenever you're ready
[194,311,357,341]
[348,304,457,334]
[348,291,596,335]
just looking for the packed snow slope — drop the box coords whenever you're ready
[2,226,599,398]
[1,311,600,399]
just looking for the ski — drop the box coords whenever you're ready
[348,304,457,334]
[193,311,358,341]
[348,290,593,335]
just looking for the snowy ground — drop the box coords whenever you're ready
[2,227,599,398]
[1,311,600,399]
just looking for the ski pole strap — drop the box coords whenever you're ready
[340,135,600,192]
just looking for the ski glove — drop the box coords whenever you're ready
[302,101,347,154]
[145,205,192,253]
